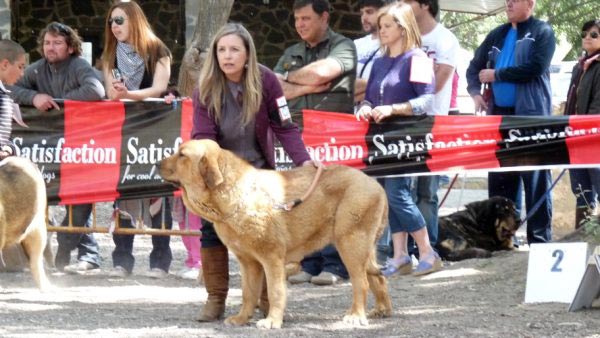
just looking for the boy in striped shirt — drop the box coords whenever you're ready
[0,39,26,160]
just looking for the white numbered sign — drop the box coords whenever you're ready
[524,242,588,303]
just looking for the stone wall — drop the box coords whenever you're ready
[0,0,9,39]
[7,0,363,86]
[230,0,363,68]
[9,0,186,83]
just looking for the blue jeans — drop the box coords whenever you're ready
[412,175,440,246]
[488,170,552,244]
[384,176,426,234]
[55,204,101,269]
[569,168,600,209]
[112,199,173,273]
[301,244,348,279]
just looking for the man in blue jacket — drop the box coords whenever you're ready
[466,0,555,243]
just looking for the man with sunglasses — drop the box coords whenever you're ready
[9,22,105,273]
[466,0,556,244]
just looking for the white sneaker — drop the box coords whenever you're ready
[107,266,129,277]
[288,271,313,284]
[311,271,343,285]
[146,268,168,279]
[177,267,201,280]
[63,261,99,275]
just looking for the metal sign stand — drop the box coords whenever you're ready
[569,246,600,312]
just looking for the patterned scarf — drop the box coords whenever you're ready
[116,41,145,90]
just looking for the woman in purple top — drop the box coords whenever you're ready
[356,3,441,277]
[191,23,312,322]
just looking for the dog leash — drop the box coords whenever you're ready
[274,162,325,211]
[520,169,566,225]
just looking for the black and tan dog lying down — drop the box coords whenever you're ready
[435,196,521,261]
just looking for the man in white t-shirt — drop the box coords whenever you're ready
[353,0,385,104]
[403,0,460,254]
[404,0,459,115]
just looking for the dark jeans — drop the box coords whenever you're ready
[375,178,392,263]
[55,204,101,269]
[569,168,600,209]
[301,245,348,279]
[488,170,552,244]
[200,219,223,248]
[112,199,173,273]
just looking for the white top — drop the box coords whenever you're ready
[421,23,460,115]
[354,34,381,80]
[0,81,14,146]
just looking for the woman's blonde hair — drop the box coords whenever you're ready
[378,3,422,55]
[198,23,262,126]
[101,0,171,75]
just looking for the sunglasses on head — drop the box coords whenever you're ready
[49,22,69,35]
[581,31,599,39]
[108,16,126,26]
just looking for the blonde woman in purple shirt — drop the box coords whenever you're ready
[356,3,441,277]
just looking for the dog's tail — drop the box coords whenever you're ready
[366,252,381,275]
[367,199,389,275]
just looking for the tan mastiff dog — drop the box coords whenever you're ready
[0,156,51,290]
[159,139,391,329]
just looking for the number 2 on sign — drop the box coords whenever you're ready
[551,249,564,272]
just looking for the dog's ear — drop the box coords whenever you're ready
[198,153,223,189]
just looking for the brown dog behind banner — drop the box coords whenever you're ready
[159,139,391,329]
[435,196,520,261]
[0,157,51,290]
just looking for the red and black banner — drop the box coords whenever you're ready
[13,101,600,205]
[14,100,193,205]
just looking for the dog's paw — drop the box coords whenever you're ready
[224,315,250,326]
[256,317,282,329]
[39,283,56,293]
[368,307,391,318]
[342,314,369,326]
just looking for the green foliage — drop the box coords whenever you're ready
[536,0,600,60]
[443,0,600,60]
[584,216,600,242]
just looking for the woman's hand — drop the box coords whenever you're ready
[164,93,177,104]
[355,104,373,121]
[110,80,128,100]
[371,105,394,123]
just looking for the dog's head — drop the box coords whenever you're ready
[159,139,224,192]
[488,196,520,242]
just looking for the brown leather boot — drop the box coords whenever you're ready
[197,245,229,322]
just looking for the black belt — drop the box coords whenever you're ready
[493,105,515,114]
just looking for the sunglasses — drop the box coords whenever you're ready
[108,16,126,26]
[581,31,599,39]
[49,22,69,35]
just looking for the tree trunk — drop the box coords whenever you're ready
[177,0,234,97]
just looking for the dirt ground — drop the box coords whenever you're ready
[1,172,600,338]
